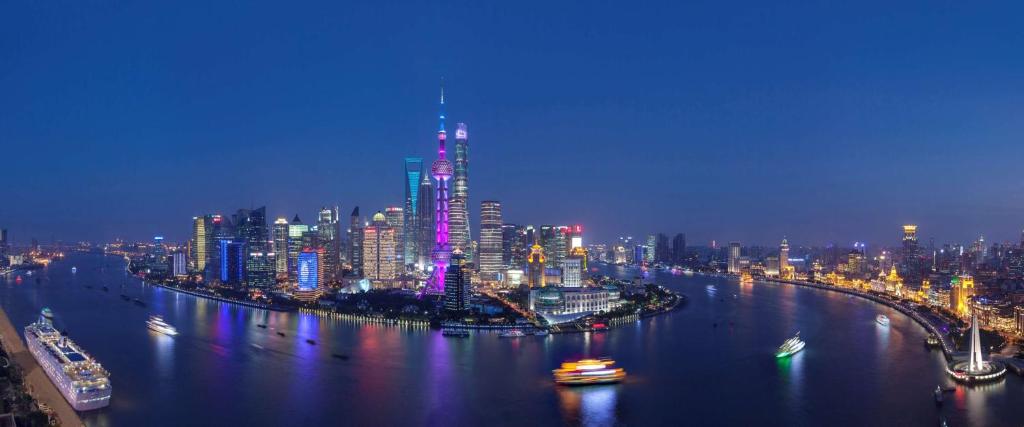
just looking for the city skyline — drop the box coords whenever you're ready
[4,2,1024,246]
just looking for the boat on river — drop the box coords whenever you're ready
[775,332,805,358]
[553,358,626,386]
[876,314,890,327]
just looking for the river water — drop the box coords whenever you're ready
[1,253,1021,426]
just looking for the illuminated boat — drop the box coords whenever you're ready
[25,309,111,411]
[553,358,626,385]
[499,329,525,338]
[71,267,77,274]
[442,328,470,337]
[740,272,753,285]
[775,332,805,358]
[876,314,890,327]
[146,315,178,336]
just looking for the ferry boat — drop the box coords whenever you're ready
[146,315,178,336]
[442,328,470,338]
[499,329,525,338]
[925,334,941,347]
[775,332,806,358]
[24,308,111,411]
[553,358,626,385]
[876,314,890,327]
[71,267,77,274]
[740,272,754,285]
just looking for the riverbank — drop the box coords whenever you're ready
[144,281,295,312]
[0,308,82,427]
[298,307,430,327]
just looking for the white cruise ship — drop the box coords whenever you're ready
[24,308,111,411]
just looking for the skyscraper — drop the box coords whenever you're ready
[191,216,208,272]
[444,249,470,313]
[363,211,398,286]
[317,206,341,281]
[655,233,670,263]
[348,207,363,277]
[219,239,246,288]
[527,244,546,288]
[779,238,790,278]
[204,215,233,282]
[235,207,274,290]
[728,242,741,274]
[272,217,289,278]
[479,200,503,282]
[560,257,583,287]
[287,215,309,281]
[672,233,686,263]
[416,173,435,270]
[645,235,656,263]
[429,84,453,293]
[501,224,525,269]
[449,122,472,260]
[403,157,424,266]
[384,206,404,266]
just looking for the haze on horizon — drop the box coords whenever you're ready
[2,1,1023,247]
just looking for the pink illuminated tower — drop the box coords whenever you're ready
[428,83,453,293]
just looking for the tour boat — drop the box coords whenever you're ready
[775,332,806,358]
[499,329,525,338]
[71,267,77,274]
[147,315,178,336]
[740,272,754,285]
[876,314,890,327]
[442,328,470,338]
[553,358,626,386]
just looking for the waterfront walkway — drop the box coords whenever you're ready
[0,308,83,426]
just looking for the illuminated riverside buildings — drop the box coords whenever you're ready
[362,212,398,287]
[295,248,324,302]
[527,244,546,287]
[448,123,471,261]
[779,238,789,277]
[384,207,404,266]
[644,235,656,263]
[348,207,362,276]
[444,249,470,313]
[317,206,341,281]
[218,240,246,288]
[190,216,208,271]
[478,201,503,282]
[287,215,308,280]
[728,242,741,273]
[415,173,435,270]
[403,158,423,267]
[560,257,583,287]
[950,274,976,318]
[234,207,274,290]
[272,218,289,278]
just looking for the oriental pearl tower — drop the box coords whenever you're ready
[428,83,453,294]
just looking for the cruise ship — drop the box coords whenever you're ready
[553,358,627,385]
[24,308,111,411]
[146,315,178,336]
[775,332,806,358]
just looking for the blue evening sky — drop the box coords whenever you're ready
[2,1,1023,247]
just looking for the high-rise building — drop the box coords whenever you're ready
[287,215,309,281]
[479,201,503,282]
[527,244,546,288]
[540,225,557,268]
[348,207,363,277]
[560,257,583,287]
[317,206,341,281]
[235,207,274,290]
[297,248,323,291]
[655,233,671,263]
[363,211,398,286]
[416,173,435,271]
[444,249,470,313]
[172,252,187,277]
[901,224,920,280]
[403,157,424,266]
[672,233,686,263]
[272,217,289,278]
[219,239,246,288]
[190,216,208,272]
[449,122,472,261]
[204,215,233,282]
[779,238,790,277]
[384,206,404,266]
[728,242,741,273]
[429,84,453,293]
[645,235,656,263]
[950,274,975,318]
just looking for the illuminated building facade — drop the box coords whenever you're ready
[363,211,398,286]
[449,122,472,261]
[728,242,741,273]
[384,206,404,266]
[950,274,975,318]
[560,257,583,287]
[272,217,289,278]
[191,216,208,272]
[527,244,546,287]
[779,238,789,277]
[219,239,246,288]
[317,206,341,281]
[287,215,309,281]
[403,157,423,266]
[415,173,435,270]
[479,200,503,282]
[348,207,362,276]
[295,248,325,302]
[429,85,453,293]
[444,249,470,313]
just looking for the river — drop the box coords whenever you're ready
[1,253,1021,426]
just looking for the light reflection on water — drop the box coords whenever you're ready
[557,385,619,427]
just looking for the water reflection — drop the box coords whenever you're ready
[557,385,619,426]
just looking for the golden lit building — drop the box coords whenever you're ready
[362,211,398,287]
[949,274,975,318]
[527,244,546,287]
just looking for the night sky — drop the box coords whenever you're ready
[2,1,1023,247]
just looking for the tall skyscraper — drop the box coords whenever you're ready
[444,249,470,313]
[728,242,741,274]
[672,233,686,263]
[219,239,246,288]
[235,207,274,290]
[348,207,363,277]
[384,206,404,266]
[901,224,920,280]
[190,216,207,272]
[560,257,583,287]
[416,173,435,270]
[363,211,398,286]
[527,244,546,288]
[297,248,324,291]
[317,206,341,281]
[0,228,8,260]
[645,235,656,263]
[449,122,472,260]
[655,233,671,263]
[403,157,424,266]
[779,238,790,278]
[204,215,233,282]
[501,224,522,269]
[540,225,557,268]
[479,200,503,282]
[272,217,289,278]
[287,215,309,281]
[428,84,453,293]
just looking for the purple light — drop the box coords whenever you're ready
[427,82,452,294]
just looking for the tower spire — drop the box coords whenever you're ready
[439,79,446,135]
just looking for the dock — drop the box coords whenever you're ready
[0,308,83,427]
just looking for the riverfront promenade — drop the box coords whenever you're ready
[0,308,83,426]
